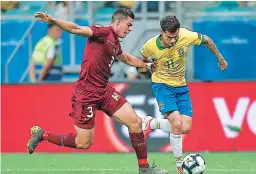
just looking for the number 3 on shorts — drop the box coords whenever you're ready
[87,106,94,118]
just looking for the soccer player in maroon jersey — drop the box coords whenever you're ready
[27,8,168,174]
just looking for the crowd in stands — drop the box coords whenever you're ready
[1,1,255,16]
[2,1,255,83]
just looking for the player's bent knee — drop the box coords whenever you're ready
[167,113,182,134]
[181,115,192,134]
[171,120,182,133]
[181,128,191,134]
[74,125,94,149]
[181,123,192,134]
[76,139,93,149]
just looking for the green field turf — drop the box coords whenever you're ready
[1,152,256,174]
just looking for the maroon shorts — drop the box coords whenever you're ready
[69,85,127,129]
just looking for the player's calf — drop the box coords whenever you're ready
[127,116,143,133]
[27,124,96,154]
[166,112,183,173]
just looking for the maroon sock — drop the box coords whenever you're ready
[129,132,149,168]
[42,131,77,148]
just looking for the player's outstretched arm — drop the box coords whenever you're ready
[117,52,155,71]
[34,12,93,37]
[203,35,228,71]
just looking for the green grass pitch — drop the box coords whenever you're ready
[2,152,256,174]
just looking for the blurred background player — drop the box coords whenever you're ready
[27,8,167,174]
[1,1,19,13]
[140,15,228,173]
[29,24,62,83]
[125,66,140,80]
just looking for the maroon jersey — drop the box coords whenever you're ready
[72,26,123,102]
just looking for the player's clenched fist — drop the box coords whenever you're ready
[218,59,228,71]
[34,12,53,23]
[146,62,156,72]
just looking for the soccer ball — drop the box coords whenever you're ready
[182,154,206,174]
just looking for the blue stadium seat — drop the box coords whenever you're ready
[217,1,239,8]
[96,7,117,14]
[4,9,21,15]
[19,1,47,10]
[1,20,48,83]
[95,8,116,21]
[193,20,256,81]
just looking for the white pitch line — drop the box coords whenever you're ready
[2,168,256,172]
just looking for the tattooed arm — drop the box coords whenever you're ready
[203,35,228,71]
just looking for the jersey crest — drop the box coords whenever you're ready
[178,47,185,57]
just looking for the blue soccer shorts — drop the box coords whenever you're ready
[151,82,192,116]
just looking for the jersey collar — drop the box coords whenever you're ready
[156,35,179,50]
[109,26,119,38]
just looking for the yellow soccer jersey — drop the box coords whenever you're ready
[140,28,204,87]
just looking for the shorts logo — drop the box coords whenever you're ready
[178,47,185,57]
[112,92,120,101]
[158,102,164,110]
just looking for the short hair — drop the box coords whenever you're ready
[160,16,180,33]
[112,8,135,23]
[48,23,54,29]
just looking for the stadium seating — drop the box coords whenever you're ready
[193,19,256,81]
[2,2,256,83]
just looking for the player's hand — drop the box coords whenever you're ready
[145,62,156,73]
[218,59,228,71]
[34,12,53,23]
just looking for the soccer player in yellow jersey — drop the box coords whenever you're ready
[141,16,228,173]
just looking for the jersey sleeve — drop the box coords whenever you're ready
[186,30,204,46]
[140,41,153,58]
[117,43,123,56]
[90,25,110,38]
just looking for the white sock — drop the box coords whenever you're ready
[170,133,183,167]
[150,118,171,132]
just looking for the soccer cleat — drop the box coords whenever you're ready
[139,160,168,174]
[176,160,184,174]
[176,166,184,174]
[27,126,44,154]
[142,116,154,140]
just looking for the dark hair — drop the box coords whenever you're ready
[48,23,54,29]
[112,8,135,23]
[160,16,180,33]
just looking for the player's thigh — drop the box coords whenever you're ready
[181,114,192,134]
[100,86,127,117]
[112,102,142,133]
[176,86,193,117]
[100,86,141,133]
[151,83,178,115]
[69,100,97,130]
